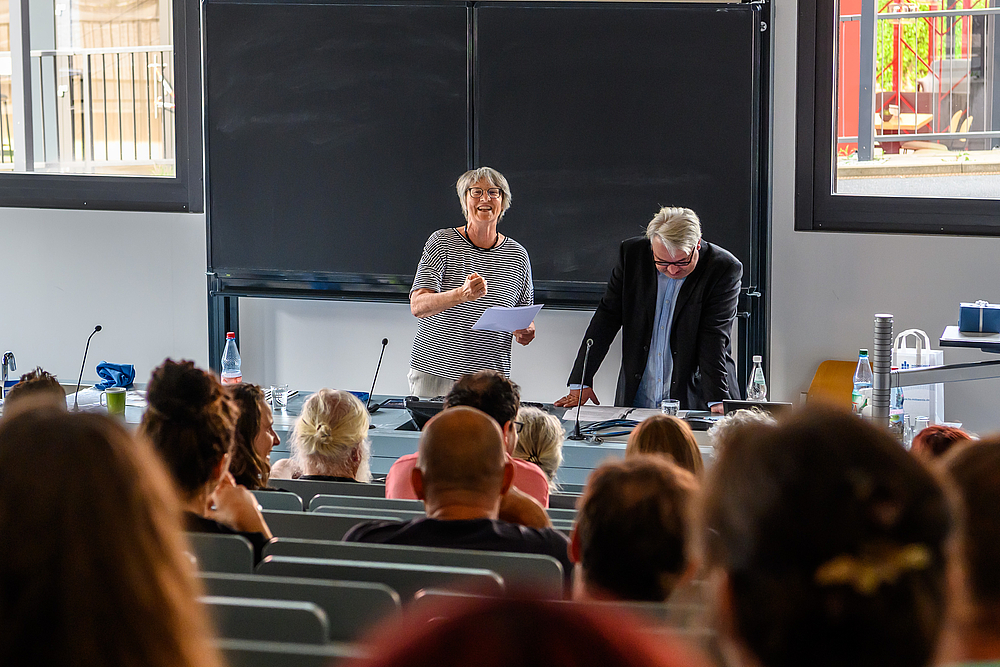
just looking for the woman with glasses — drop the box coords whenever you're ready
[555,206,743,412]
[408,167,536,398]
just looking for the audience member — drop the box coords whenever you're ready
[571,455,698,602]
[625,414,703,476]
[705,407,775,451]
[513,405,564,491]
[0,408,223,667]
[358,596,711,667]
[227,383,279,489]
[141,359,272,561]
[2,366,66,416]
[937,437,1000,666]
[911,424,971,460]
[270,388,372,482]
[346,406,572,580]
[700,405,952,667]
[386,370,550,508]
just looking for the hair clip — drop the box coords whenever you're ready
[815,543,931,595]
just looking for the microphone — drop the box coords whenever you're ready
[568,338,593,441]
[73,325,102,411]
[366,338,389,420]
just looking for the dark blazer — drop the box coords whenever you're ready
[567,237,743,409]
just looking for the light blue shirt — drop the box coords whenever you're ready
[634,273,685,408]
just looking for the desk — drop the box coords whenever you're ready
[875,113,934,154]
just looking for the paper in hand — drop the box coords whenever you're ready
[472,304,543,333]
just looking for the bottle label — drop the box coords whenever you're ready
[221,374,242,385]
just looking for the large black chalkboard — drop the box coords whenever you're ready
[205,0,764,305]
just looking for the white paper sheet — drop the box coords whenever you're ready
[472,304,543,333]
[561,406,689,422]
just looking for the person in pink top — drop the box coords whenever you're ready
[387,370,550,508]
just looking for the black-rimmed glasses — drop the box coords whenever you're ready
[467,187,502,200]
[653,246,698,269]
[513,421,524,433]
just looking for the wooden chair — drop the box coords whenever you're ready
[901,109,963,153]
[805,360,856,408]
[186,533,254,574]
[253,489,304,511]
[200,596,329,645]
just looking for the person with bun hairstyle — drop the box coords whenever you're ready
[626,414,703,476]
[270,388,373,483]
[0,407,223,667]
[700,405,952,667]
[512,406,563,491]
[141,359,272,561]
[226,383,279,490]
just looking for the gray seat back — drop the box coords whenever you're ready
[264,538,564,599]
[252,489,304,511]
[546,507,577,521]
[308,494,424,512]
[187,532,254,574]
[257,555,504,601]
[263,509,401,541]
[312,506,425,521]
[215,639,362,667]
[199,572,401,642]
[200,596,329,645]
[274,479,386,507]
[548,493,580,510]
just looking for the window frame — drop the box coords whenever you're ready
[795,0,1000,235]
[0,0,202,213]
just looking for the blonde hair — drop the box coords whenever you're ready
[706,408,776,452]
[291,389,370,479]
[456,167,512,220]
[645,207,701,254]
[625,415,703,476]
[513,406,564,490]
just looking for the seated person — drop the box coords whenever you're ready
[700,405,951,667]
[705,406,775,452]
[270,388,372,483]
[387,370,550,507]
[571,455,698,602]
[2,367,66,416]
[345,406,572,579]
[226,383,280,490]
[141,359,272,562]
[625,414,703,476]
[911,423,971,460]
[0,407,223,667]
[513,405,564,492]
[938,437,1000,666]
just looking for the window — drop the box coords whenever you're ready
[0,0,200,211]
[797,0,1000,234]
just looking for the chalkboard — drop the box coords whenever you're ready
[205,0,764,305]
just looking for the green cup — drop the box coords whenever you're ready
[101,387,127,417]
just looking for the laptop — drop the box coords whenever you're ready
[722,400,794,417]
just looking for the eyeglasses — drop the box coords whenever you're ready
[653,244,699,269]
[513,421,524,433]
[467,187,502,200]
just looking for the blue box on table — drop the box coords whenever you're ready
[959,301,1000,334]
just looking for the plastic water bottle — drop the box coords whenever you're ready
[221,332,242,385]
[747,355,767,401]
[852,349,873,417]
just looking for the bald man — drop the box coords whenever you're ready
[344,406,571,576]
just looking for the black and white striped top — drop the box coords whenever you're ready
[410,228,534,380]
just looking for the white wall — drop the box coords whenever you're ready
[0,208,209,386]
[768,0,1000,434]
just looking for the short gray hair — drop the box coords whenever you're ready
[645,207,702,254]
[456,167,512,220]
[707,408,776,451]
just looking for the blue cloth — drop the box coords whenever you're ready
[94,362,135,390]
[634,274,685,408]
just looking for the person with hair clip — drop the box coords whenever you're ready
[270,388,373,483]
[227,383,280,490]
[625,414,703,476]
[0,407,224,667]
[141,359,272,562]
[700,405,952,667]
[512,406,564,492]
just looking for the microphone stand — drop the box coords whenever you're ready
[367,338,388,425]
[567,339,593,441]
[74,325,103,411]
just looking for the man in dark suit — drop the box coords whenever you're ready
[554,207,742,412]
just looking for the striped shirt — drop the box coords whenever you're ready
[410,228,534,379]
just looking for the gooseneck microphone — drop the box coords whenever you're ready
[568,338,593,441]
[366,338,389,419]
[73,325,103,411]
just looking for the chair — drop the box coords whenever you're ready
[308,494,424,512]
[199,572,401,641]
[263,509,399,542]
[263,538,564,599]
[253,489,304,511]
[215,638,362,667]
[273,478,386,508]
[901,109,963,153]
[312,505,424,522]
[548,493,580,510]
[186,532,254,574]
[546,507,577,522]
[257,555,505,601]
[805,359,856,408]
[200,595,329,645]
[946,115,973,150]
[557,483,586,495]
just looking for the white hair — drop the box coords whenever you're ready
[456,167,512,220]
[645,206,702,254]
[706,408,777,451]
